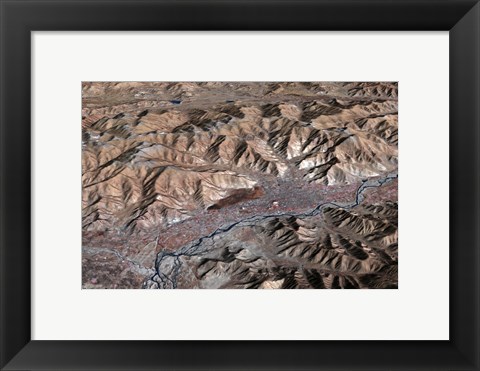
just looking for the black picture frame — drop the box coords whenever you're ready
[1,0,479,370]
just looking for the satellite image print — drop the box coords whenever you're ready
[82,82,398,289]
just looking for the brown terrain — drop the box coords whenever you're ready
[82,82,398,289]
